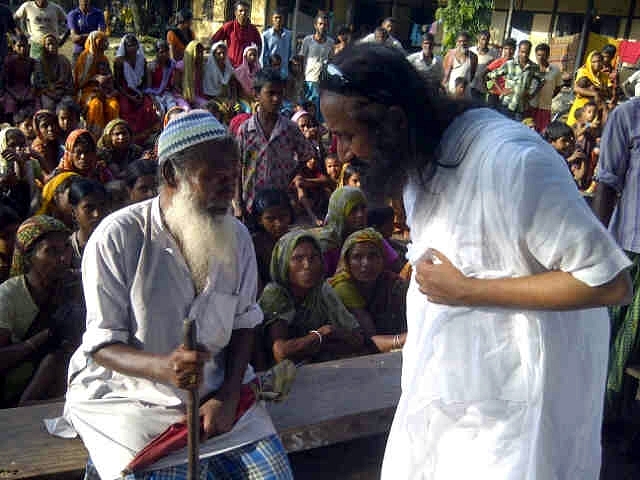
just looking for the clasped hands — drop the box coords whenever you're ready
[165,344,239,439]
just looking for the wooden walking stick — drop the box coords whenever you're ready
[183,319,199,480]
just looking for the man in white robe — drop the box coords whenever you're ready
[60,110,293,480]
[320,43,632,480]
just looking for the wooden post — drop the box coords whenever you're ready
[574,0,593,76]
[292,0,301,55]
[504,0,515,41]
[548,0,559,37]
[625,0,637,39]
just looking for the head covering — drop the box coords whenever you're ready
[314,187,367,251]
[116,34,146,93]
[97,119,132,150]
[32,110,58,143]
[182,40,203,102]
[59,129,97,175]
[36,172,79,216]
[234,43,260,96]
[0,127,24,152]
[576,51,608,89]
[203,41,234,98]
[258,229,359,333]
[10,215,70,277]
[75,31,109,88]
[157,109,227,164]
[291,110,310,124]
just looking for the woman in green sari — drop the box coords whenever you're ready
[259,229,363,365]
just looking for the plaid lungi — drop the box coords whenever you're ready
[84,434,293,480]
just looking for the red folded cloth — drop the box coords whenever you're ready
[124,382,257,474]
[619,40,640,65]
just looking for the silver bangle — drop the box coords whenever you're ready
[309,330,323,345]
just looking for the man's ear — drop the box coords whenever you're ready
[386,105,408,132]
[161,161,178,188]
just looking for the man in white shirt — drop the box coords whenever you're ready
[529,42,563,132]
[361,17,405,53]
[14,0,67,59]
[300,14,334,119]
[407,33,444,87]
[62,110,293,480]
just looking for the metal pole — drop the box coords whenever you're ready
[574,0,594,76]
[625,0,636,39]
[292,0,301,55]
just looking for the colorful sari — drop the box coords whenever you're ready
[182,41,207,108]
[567,51,609,125]
[234,44,260,99]
[258,229,359,338]
[329,228,408,335]
[96,119,143,178]
[74,31,120,135]
[54,129,112,183]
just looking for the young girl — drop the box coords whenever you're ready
[338,161,368,188]
[249,188,294,294]
[31,110,63,178]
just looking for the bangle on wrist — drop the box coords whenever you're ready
[309,330,322,345]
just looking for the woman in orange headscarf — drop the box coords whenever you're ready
[73,31,120,137]
[51,129,112,183]
[567,51,610,125]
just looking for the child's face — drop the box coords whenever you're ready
[19,118,35,139]
[15,41,28,57]
[58,109,78,133]
[325,157,341,180]
[551,136,574,157]
[583,105,596,123]
[259,205,291,240]
[306,157,317,170]
[346,173,361,188]
[454,85,466,97]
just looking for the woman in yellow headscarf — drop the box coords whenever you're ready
[182,40,208,108]
[35,172,79,228]
[73,31,120,136]
[566,51,610,126]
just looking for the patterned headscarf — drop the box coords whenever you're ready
[59,129,97,175]
[35,172,79,216]
[183,40,203,103]
[97,119,132,150]
[259,229,359,333]
[32,110,59,143]
[10,215,70,277]
[313,187,367,252]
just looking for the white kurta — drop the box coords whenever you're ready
[59,198,276,480]
[381,108,631,480]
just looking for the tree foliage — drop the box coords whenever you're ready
[435,0,493,50]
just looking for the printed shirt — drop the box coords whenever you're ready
[596,98,640,253]
[14,1,66,44]
[237,113,315,211]
[66,7,106,54]
[487,59,541,113]
[261,27,292,78]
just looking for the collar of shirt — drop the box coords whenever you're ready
[246,113,290,143]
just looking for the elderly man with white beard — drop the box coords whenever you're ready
[60,110,293,480]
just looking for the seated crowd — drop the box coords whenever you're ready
[0,24,410,408]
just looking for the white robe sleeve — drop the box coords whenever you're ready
[501,141,631,287]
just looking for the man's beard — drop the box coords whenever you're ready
[163,182,237,293]
[356,145,407,207]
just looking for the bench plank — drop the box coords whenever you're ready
[0,352,401,479]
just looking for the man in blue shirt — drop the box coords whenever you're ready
[67,0,105,64]
[261,10,291,79]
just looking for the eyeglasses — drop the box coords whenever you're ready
[319,62,394,105]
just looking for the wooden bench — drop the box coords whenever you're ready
[0,352,401,480]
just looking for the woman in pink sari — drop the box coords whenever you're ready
[234,43,261,100]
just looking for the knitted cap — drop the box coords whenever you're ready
[157,109,228,164]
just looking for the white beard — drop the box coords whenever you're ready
[163,183,237,293]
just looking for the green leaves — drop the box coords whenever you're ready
[435,0,493,50]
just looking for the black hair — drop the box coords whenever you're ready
[503,38,517,49]
[272,7,285,16]
[374,27,388,38]
[155,40,169,52]
[454,77,468,88]
[535,43,550,55]
[253,67,285,93]
[518,39,532,50]
[477,30,490,38]
[269,53,282,64]
[456,31,471,40]
[573,107,585,121]
[175,9,193,23]
[0,204,20,228]
[320,43,474,191]
[125,159,158,189]
[422,33,435,43]
[602,44,617,57]
[75,131,97,152]
[367,206,394,228]
[248,188,295,232]
[584,100,597,109]
[383,17,396,25]
[336,25,351,37]
[542,121,575,142]
[14,109,34,125]
[315,13,327,23]
[235,1,250,11]
[342,161,368,184]
[56,99,82,118]
[69,177,107,206]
